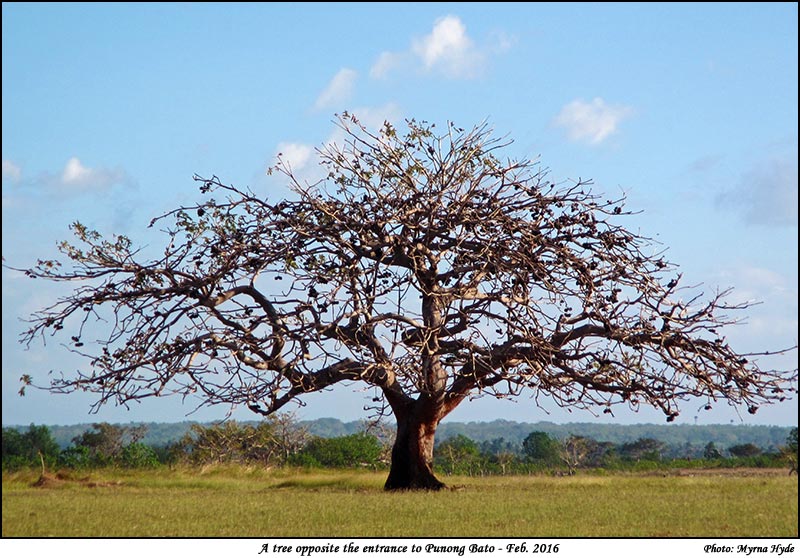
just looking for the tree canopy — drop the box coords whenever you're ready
[15,113,797,489]
[522,431,560,463]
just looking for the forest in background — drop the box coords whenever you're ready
[4,417,793,451]
[3,417,797,475]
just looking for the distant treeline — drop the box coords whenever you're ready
[4,418,793,452]
[2,418,797,476]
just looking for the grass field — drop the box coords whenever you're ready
[2,466,797,537]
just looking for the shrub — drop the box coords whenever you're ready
[294,433,383,469]
[120,442,160,468]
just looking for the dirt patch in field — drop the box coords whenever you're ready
[31,473,66,488]
[31,471,125,488]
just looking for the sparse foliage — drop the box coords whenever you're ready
[270,412,311,464]
[174,421,280,466]
[13,114,797,489]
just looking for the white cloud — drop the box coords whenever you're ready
[57,157,128,191]
[738,266,791,294]
[722,266,790,305]
[47,157,130,193]
[2,159,22,182]
[716,155,798,227]
[714,266,798,339]
[370,51,404,80]
[62,157,92,184]
[272,104,403,186]
[2,160,22,208]
[411,15,483,78]
[553,98,633,145]
[313,68,357,111]
[275,142,314,172]
[371,15,501,80]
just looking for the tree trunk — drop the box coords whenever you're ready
[384,404,445,491]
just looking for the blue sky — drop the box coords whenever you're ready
[2,3,797,427]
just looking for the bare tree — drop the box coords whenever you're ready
[494,450,516,476]
[559,435,592,475]
[362,418,396,467]
[14,114,797,490]
[270,412,310,464]
[176,421,279,466]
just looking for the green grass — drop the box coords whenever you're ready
[2,467,797,537]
